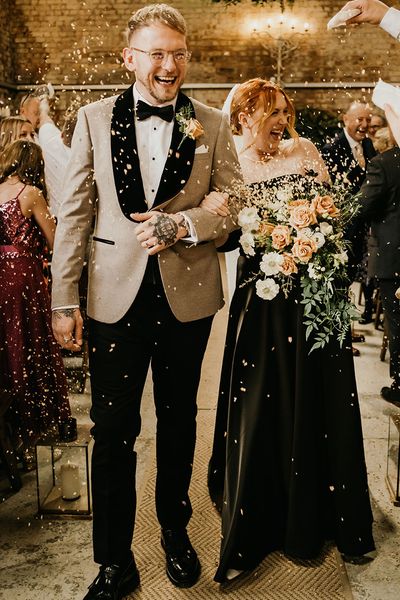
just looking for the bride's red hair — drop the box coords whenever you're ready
[230,78,298,141]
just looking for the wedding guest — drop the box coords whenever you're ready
[204,78,375,583]
[19,94,41,132]
[369,112,386,144]
[38,100,78,218]
[359,128,400,405]
[342,0,400,38]
[0,140,71,465]
[50,4,239,598]
[322,103,376,340]
[0,116,35,152]
[373,126,395,153]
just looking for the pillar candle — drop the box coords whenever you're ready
[60,462,81,501]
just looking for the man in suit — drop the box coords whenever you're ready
[322,102,376,344]
[359,133,400,406]
[50,4,240,599]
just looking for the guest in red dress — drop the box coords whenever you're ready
[0,140,71,456]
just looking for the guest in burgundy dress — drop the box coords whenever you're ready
[0,140,71,453]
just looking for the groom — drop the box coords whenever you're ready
[50,4,239,599]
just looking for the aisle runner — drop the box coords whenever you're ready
[132,410,353,600]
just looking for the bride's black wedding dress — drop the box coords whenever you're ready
[208,175,375,583]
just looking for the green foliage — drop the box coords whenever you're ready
[295,107,340,149]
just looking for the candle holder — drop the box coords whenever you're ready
[35,425,93,518]
[386,413,400,507]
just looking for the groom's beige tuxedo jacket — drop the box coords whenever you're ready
[51,86,240,323]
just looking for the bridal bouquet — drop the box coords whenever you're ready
[235,178,359,352]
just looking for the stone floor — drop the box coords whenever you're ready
[0,277,399,600]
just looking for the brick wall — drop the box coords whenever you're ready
[1,0,399,116]
[0,0,15,109]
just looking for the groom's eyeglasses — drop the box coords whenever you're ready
[130,47,192,65]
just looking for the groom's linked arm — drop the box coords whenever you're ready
[181,112,242,242]
[359,154,388,220]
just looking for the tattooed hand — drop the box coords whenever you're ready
[52,307,83,351]
[132,211,189,255]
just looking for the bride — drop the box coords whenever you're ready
[203,78,375,583]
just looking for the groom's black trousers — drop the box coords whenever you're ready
[88,279,213,565]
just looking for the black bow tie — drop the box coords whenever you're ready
[136,100,174,122]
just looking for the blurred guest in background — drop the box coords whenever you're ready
[0,116,35,153]
[0,140,71,467]
[19,94,40,133]
[359,127,400,405]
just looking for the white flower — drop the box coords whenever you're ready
[276,188,292,202]
[307,263,320,280]
[240,232,255,256]
[238,207,260,231]
[333,251,348,265]
[296,227,314,240]
[319,221,333,236]
[313,231,326,249]
[256,278,280,300]
[260,252,284,276]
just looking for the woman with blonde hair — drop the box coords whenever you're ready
[204,78,375,582]
[0,140,71,463]
[0,116,35,152]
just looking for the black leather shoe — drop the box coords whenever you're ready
[83,557,140,599]
[161,528,201,588]
[352,333,365,343]
[381,385,400,406]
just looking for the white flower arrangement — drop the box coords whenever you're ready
[233,178,360,352]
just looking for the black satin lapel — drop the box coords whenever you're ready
[153,91,196,207]
[111,85,147,220]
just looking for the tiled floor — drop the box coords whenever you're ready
[0,277,399,600]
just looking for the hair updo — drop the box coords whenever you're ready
[230,77,297,140]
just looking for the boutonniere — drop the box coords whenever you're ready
[175,105,204,150]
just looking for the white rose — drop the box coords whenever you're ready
[260,252,284,276]
[238,207,260,231]
[256,278,280,301]
[319,221,333,236]
[313,231,326,249]
[296,227,313,240]
[240,232,255,256]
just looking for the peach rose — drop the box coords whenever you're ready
[288,201,317,229]
[258,221,275,236]
[271,225,291,250]
[312,195,340,218]
[185,118,204,140]
[280,253,298,275]
[291,238,317,263]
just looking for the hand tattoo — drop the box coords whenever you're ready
[52,308,76,321]
[152,214,179,246]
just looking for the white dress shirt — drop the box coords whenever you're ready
[132,84,197,240]
[38,121,71,219]
[133,85,176,208]
[380,7,400,40]
[343,128,364,165]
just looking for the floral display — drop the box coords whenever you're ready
[234,178,360,351]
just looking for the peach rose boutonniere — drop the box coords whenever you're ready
[176,105,204,150]
[234,177,361,351]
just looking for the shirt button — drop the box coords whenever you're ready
[152,157,155,161]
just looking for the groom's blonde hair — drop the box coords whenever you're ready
[126,4,187,44]
[230,78,297,140]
